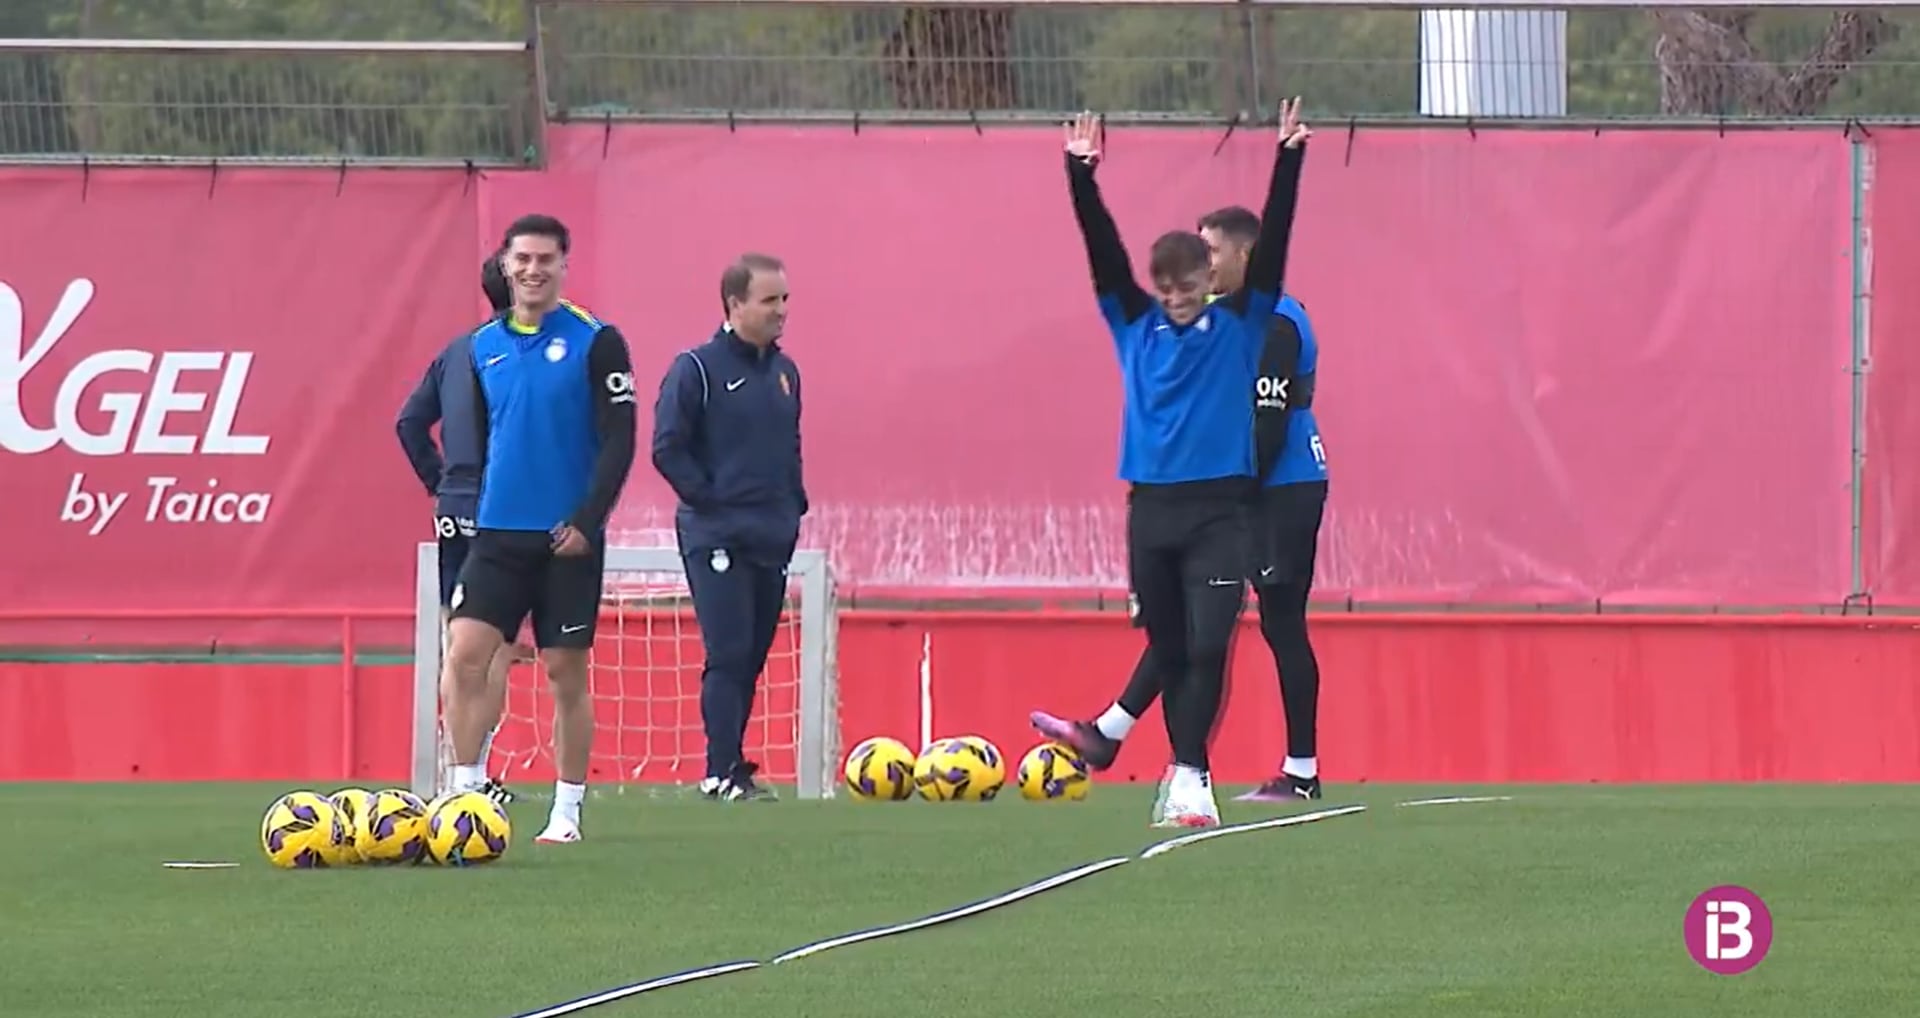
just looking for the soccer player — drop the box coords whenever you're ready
[1032,204,1330,801]
[394,248,525,805]
[441,214,639,844]
[650,253,808,803]
[1052,101,1311,828]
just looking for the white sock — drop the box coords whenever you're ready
[1284,756,1318,779]
[452,764,486,792]
[553,780,586,821]
[1094,704,1137,741]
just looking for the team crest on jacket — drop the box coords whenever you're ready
[544,338,567,362]
[779,372,791,396]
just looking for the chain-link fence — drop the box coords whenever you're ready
[0,39,540,164]
[5,1,1920,163]
[539,2,1920,123]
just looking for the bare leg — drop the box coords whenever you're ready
[441,617,506,781]
[543,647,593,786]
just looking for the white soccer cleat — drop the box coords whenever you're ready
[1152,770,1221,829]
[534,813,582,844]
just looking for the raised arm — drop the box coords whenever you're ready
[569,325,639,535]
[650,350,714,511]
[395,346,447,496]
[1064,112,1153,327]
[1227,97,1312,320]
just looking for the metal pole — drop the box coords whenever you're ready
[1848,135,1874,600]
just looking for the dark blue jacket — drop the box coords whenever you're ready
[470,301,638,535]
[651,326,808,562]
[395,328,488,521]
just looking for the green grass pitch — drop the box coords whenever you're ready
[3,782,1915,1016]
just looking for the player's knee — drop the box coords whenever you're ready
[444,621,499,688]
[542,648,590,703]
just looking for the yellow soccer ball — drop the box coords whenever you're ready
[424,791,512,866]
[844,736,918,800]
[1018,741,1092,801]
[327,787,377,862]
[914,736,1006,802]
[355,789,430,865]
[260,790,352,869]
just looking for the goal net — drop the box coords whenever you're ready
[410,543,839,799]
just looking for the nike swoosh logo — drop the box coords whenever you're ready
[560,623,588,633]
[1260,567,1275,578]
[1208,578,1240,587]
[484,354,507,367]
[726,379,746,391]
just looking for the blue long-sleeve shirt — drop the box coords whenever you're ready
[395,330,486,520]
[651,326,808,562]
[1067,143,1308,489]
[470,301,638,535]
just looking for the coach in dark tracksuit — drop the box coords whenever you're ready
[651,253,807,802]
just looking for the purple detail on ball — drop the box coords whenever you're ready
[373,812,399,840]
[454,812,475,847]
[293,847,321,868]
[289,800,318,823]
[267,827,288,852]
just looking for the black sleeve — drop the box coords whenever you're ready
[1225,143,1308,316]
[1254,316,1303,483]
[568,325,639,535]
[1066,153,1154,323]
[650,349,714,510]
[794,367,810,517]
[394,348,447,496]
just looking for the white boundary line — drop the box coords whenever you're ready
[770,856,1132,965]
[1397,795,1515,807]
[1139,804,1368,859]
[505,961,761,1018]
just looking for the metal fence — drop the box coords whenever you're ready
[3,1,1920,163]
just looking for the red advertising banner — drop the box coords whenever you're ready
[1863,128,1920,604]
[524,123,1854,604]
[0,125,1861,639]
[0,167,480,641]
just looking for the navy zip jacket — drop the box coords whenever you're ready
[1067,141,1308,492]
[650,326,808,563]
[469,301,638,536]
[395,327,490,521]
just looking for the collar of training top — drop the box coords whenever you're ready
[716,323,781,360]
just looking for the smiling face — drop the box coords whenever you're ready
[503,232,566,317]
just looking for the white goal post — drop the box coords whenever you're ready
[409,542,840,800]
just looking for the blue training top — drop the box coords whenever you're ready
[470,301,639,534]
[1262,295,1327,487]
[1104,296,1265,485]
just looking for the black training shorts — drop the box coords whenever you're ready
[434,514,477,608]
[1124,482,1252,632]
[448,528,605,649]
[1250,480,1327,589]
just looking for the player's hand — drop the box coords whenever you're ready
[551,524,590,557]
[1064,110,1103,167]
[1278,96,1311,149]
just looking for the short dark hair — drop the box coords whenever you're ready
[1148,231,1209,281]
[480,247,510,313]
[720,253,785,314]
[1196,205,1260,242]
[502,213,570,254]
